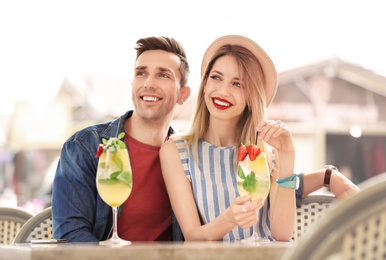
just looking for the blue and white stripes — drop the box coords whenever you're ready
[174,138,272,241]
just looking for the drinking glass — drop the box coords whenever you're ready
[237,146,271,243]
[96,147,133,246]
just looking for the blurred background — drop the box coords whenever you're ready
[1,0,385,213]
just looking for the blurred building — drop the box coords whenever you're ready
[269,58,386,182]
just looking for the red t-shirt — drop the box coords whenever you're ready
[117,135,172,241]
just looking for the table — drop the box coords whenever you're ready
[1,241,293,260]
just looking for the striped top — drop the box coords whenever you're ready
[174,138,272,241]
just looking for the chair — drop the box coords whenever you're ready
[294,193,336,241]
[0,207,33,244]
[12,206,52,243]
[282,172,386,260]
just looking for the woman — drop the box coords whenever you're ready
[160,35,296,241]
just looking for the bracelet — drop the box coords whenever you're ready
[324,165,338,187]
[276,174,299,190]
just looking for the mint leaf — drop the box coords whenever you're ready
[238,165,245,179]
[243,171,256,193]
[101,132,127,153]
[109,171,121,180]
[117,132,125,140]
[112,156,123,171]
[118,170,132,187]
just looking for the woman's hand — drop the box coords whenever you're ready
[256,120,294,154]
[224,195,264,229]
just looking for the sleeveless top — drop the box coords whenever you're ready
[174,138,272,241]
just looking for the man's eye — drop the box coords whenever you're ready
[160,73,169,78]
[136,71,145,76]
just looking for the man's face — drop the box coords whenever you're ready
[131,49,186,122]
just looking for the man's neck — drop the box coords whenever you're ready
[125,113,172,147]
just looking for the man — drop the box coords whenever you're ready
[52,36,190,242]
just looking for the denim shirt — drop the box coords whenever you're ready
[52,110,183,242]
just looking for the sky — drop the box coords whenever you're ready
[1,0,385,116]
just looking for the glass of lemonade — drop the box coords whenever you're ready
[96,133,132,246]
[237,148,271,243]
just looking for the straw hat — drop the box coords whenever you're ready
[201,35,277,106]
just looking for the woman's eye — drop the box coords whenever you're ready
[233,82,241,88]
[210,75,220,80]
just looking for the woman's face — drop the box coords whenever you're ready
[204,55,247,122]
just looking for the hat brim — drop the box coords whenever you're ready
[201,35,277,106]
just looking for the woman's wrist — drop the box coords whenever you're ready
[276,174,299,190]
[277,148,295,158]
[277,152,295,179]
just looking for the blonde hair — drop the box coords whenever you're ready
[174,44,275,171]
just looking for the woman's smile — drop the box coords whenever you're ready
[212,97,232,110]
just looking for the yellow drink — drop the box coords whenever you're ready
[96,149,133,207]
[237,178,270,201]
[237,152,270,201]
[95,132,133,246]
[97,179,132,207]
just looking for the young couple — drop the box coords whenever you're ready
[52,35,359,242]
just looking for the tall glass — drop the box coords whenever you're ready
[96,148,133,246]
[237,149,271,243]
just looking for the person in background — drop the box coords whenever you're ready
[298,165,359,204]
[52,36,191,242]
[160,35,296,241]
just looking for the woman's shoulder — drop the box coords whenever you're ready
[160,138,184,153]
[161,138,176,150]
[166,135,188,147]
